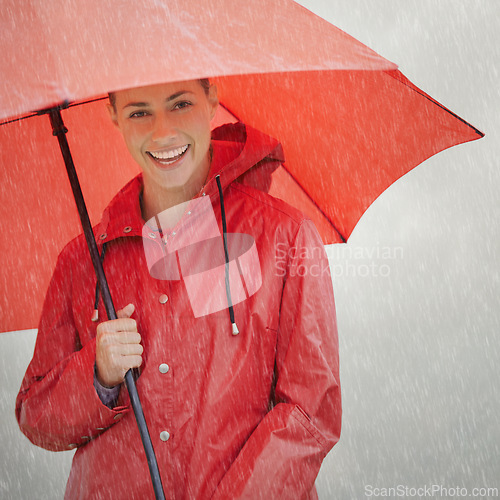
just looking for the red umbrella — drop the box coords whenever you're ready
[0,0,482,333]
[0,0,482,495]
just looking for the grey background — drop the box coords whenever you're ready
[1,1,498,498]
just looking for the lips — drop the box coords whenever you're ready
[147,145,189,165]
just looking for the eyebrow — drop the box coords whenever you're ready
[123,91,193,109]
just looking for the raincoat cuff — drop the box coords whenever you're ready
[93,364,121,408]
[72,340,129,433]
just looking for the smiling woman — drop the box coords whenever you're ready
[16,75,341,498]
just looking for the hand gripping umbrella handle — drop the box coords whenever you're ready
[46,106,166,500]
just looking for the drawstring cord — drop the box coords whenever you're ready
[216,174,239,335]
[91,242,107,322]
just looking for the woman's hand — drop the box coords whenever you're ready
[95,303,143,387]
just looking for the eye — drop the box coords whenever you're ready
[128,110,149,119]
[173,100,192,110]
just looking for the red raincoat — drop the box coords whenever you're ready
[16,123,341,499]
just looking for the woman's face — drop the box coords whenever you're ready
[108,80,218,198]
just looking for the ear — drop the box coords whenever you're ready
[207,84,219,120]
[106,102,120,129]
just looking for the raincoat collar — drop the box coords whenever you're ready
[94,123,284,245]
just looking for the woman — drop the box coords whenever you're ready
[16,79,341,499]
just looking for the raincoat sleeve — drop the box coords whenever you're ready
[15,245,129,452]
[213,219,341,499]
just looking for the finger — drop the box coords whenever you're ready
[97,317,137,335]
[118,354,143,371]
[97,334,141,360]
[101,340,143,356]
[100,331,141,345]
[117,303,135,319]
[118,331,142,345]
[116,343,144,356]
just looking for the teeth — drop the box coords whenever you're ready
[149,145,188,160]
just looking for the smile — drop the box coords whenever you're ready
[147,145,189,165]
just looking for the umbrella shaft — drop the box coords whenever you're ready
[48,107,116,320]
[47,107,166,500]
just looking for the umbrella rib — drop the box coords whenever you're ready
[67,96,108,107]
[0,112,39,126]
[218,102,346,243]
[279,163,346,243]
[384,70,484,137]
[0,97,108,127]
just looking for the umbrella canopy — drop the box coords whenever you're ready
[0,0,482,333]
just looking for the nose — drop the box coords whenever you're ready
[151,113,176,143]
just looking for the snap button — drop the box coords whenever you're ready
[172,231,176,236]
[187,211,191,215]
[113,414,123,421]
[123,226,132,233]
[160,431,170,442]
[159,294,168,304]
[159,363,170,374]
[149,232,156,239]
[99,233,107,240]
